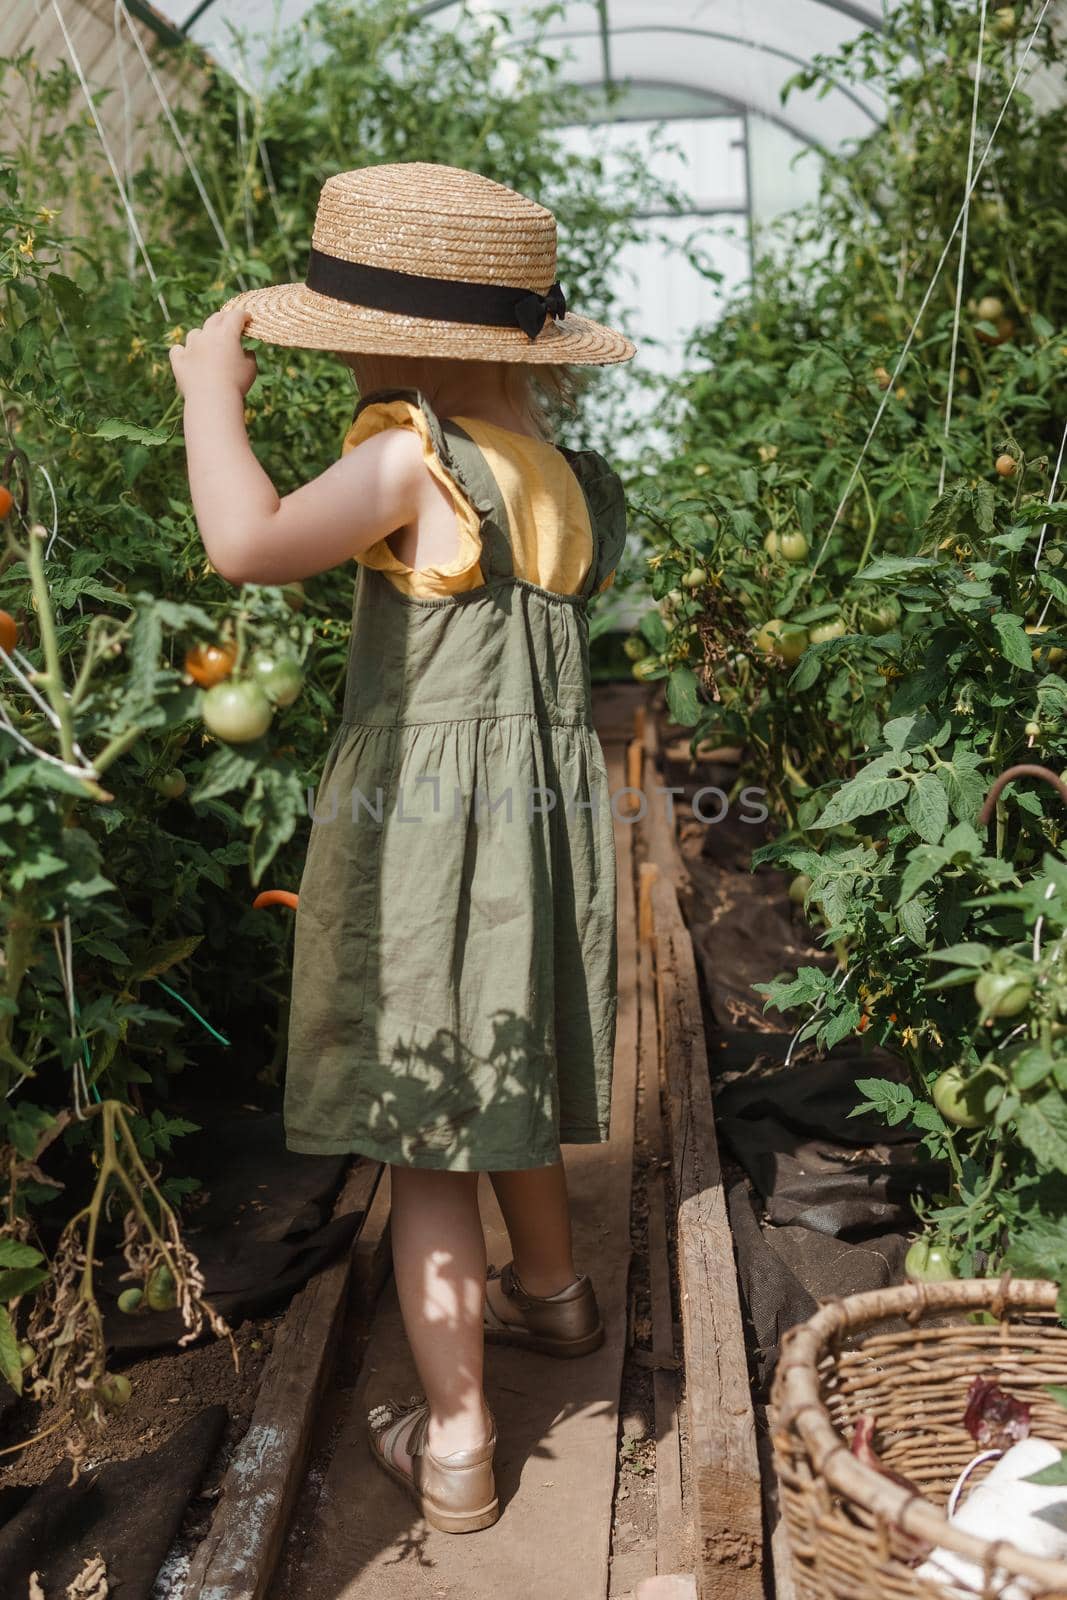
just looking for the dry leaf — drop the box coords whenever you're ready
[66,1555,108,1599]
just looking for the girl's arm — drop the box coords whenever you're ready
[170,307,426,586]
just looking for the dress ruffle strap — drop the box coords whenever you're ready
[556,446,628,597]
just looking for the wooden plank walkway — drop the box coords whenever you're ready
[270,717,640,1600]
[638,712,764,1600]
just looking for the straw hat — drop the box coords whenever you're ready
[220,162,635,366]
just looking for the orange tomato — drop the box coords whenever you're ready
[0,486,13,521]
[184,640,237,687]
[0,610,17,655]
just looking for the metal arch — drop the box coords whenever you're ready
[180,0,219,31]
[807,0,886,26]
[412,0,886,27]
[571,76,830,154]
[174,0,889,48]
[513,24,882,126]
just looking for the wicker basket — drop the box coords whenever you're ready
[771,1278,1067,1599]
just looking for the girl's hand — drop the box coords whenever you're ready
[170,306,258,401]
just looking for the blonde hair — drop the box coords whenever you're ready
[338,352,588,443]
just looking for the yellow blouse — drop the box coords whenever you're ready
[340,398,600,601]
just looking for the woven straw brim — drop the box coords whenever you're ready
[219,282,636,366]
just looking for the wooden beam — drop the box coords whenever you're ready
[636,848,685,1577]
[182,1160,384,1600]
[640,718,763,1600]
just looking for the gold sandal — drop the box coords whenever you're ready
[366,1392,500,1534]
[484,1261,604,1357]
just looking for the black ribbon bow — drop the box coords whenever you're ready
[513,281,566,341]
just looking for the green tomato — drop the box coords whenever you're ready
[146,1263,178,1312]
[632,658,660,682]
[117,1287,144,1315]
[788,872,813,906]
[865,604,899,635]
[201,681,273,744]
[151,770,187,801]
[932,1065,994,1129]
[808,618,847,646]
[904,1240,958,1284]
[763,530,809,563]
[754,619,809,665]
[682,565,706,589]
[18,1342,34,1370]
[251,653,304,708]
[974,971,1032,1018]
[623,636,649,662]
[993,6,1016,37]
[96,1372,133,1410]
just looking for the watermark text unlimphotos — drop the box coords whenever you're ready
[305,778,768,827]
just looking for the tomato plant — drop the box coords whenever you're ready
[634,0,1067,1307]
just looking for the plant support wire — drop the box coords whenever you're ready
[939,0,988,499]
[808,0,1053,583]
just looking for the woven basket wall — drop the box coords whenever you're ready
[771,1279,1067,1600]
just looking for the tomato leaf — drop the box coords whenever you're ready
[0,1241,44,1271]
[1017,1093,1067,1175]
[992,612,1035,671]
[666,666,701,727]
[89,417,171,447]
[851,1078,916,1126]
[0,1308,22,1397]
[0,1266,48,1300]
[905,774,949,845]
[815,771,909,829]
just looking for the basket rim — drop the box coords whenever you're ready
[771,1276,1067,1588]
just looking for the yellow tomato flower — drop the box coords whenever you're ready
[166,325,185,345]
[18,232,34,258]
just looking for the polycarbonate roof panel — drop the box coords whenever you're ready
[174,0,890,153]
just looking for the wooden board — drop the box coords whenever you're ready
[270,739,639,1600]
[182,1160,383,1600]
[636,858,685,1577]
[639,721,764,1600]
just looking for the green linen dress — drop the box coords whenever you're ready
[284,386,627,1171]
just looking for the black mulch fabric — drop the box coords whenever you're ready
[714,1041,938,1387]
[98,1105,363,1355]
[665,752,946,1391]
[0,1405,226,1598]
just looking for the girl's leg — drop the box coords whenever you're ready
[488,1161,578,1297]
[388,1165,493,1469]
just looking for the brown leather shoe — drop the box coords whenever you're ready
[484,1261,604,1357]
[367,1393,499,1534]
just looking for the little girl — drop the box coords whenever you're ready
[170,161,635,1534]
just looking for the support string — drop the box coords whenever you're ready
[807,0,1052,582]
[1034,415,1067,623]
[46,0,169,321]
[939,0,988,498]
[113,0,245,281]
